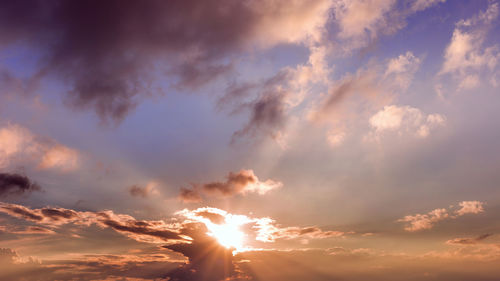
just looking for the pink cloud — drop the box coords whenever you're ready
[398,201,486,232]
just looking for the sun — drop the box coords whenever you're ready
[204,214,249,251]
[208,222,245,250]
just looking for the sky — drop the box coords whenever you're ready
[1,0,500,280]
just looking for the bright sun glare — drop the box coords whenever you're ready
[204,214,249,251]
[208,222,245,250]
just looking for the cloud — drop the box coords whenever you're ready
[384,51,422,90]
[0,0,333,123]
[178,207,346,244]
[0,202,187,244]
[38,145,79,171]
[203,170,282,196]
[0,124,79,171]
[311,52,421,126]
[398,208,449,232]
[178,187,203,203]
[220,70,292,143]
[179,169,282,202]
[306,52,426,147]
[455,200,484,216]
[446,234,493,245]
[398,201,486,231]
[331,0,446,53]
[0,247,180,281]
[96,211,186,244]
[439,2,500,90]
[458,74,480,90]
[0,225,55,235]
[0,204,348,281]
[220,44,331,143]
[411,0,446,12]
[326,129,347,147]
[312,65,384,122]
[128,182,158,198]
[1,203,343,248]
[164,223,238,281]
[0,173,41,198]
[254,218,346,243]
[334,0,397,41]
[0,203,345,280]
[368,105,446,138]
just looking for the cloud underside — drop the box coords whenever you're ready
[179,169,282,202]
[0,173,41,198]
[0,0,332,123]
[0,203,344,280]
[0,203,344,246]
[3,243,500,281]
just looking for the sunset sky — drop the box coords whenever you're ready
[1,0,500,280]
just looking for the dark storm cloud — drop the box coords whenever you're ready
[0,0,327,123]
[0,173,41,198]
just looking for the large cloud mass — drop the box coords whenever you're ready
[0,0,333,123]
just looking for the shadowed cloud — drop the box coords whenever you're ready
[0,173,41,198]
[179,169,282,202]
[0,0,332,123]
